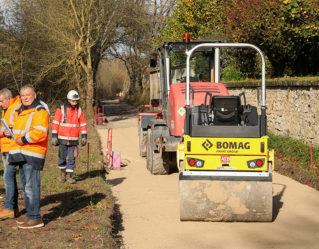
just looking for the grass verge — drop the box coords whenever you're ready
[269,132,319,190]
[0,113,118,249]
[223,76,319,84]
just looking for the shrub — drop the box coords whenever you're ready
[222,65,245,81]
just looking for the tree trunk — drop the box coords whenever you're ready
[128,74,136,95]
[85,44,94,113]
[86,74,94,116]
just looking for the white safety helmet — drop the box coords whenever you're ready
[67,90,80,101]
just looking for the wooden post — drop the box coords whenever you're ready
[310,144,313,171]
[87,142,90,177]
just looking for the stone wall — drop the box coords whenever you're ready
[225,79,319,145]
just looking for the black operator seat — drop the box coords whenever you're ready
[211,95,241,126]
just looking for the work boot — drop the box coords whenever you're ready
[60,169,66,183]
[67,173,76,184]
[0,209,15,220]
[16,215,29,224]
[17,217,44,229]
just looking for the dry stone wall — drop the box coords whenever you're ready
[225,80,319,145]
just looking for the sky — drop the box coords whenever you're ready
[0,0,17,27]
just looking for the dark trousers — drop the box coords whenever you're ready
[58,145,78,173]
[3,153,18,210]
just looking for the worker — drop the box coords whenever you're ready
[0,88,21,220]
[8,84,50,229]
[51,90,87,184]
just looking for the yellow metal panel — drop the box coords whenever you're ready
[184,135,268,156]
[177,142,184,170]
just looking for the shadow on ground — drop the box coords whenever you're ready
[40,190,106,225]
[75,169,106,182]
[107,177,126,187]
[272,183,286,221]
[111,202,124,248]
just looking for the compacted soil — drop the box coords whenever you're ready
[97,99,319,249]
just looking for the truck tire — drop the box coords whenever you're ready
[138,127,147,157]
[147,128,169,175]
[146,129,153,171]
[151,151,170,175]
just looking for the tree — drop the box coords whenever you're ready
[6,0,125,109]
[224,0,319,76]
[159,0,225,43]
[161,0,319,77]
[95,59,128,99]
[0,4,25,92]
[111,0,176,96]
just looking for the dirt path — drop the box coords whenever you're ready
[96,100,319,249]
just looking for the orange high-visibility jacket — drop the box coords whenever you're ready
[8,99,50,170]
[51,103,87,146]
[0,96,21,152]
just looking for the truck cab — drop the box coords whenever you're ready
[139,38,228,174]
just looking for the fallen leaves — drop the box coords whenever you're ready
[72,233,81,238]
[92,226,99,231]
[79,225,89,231]
[64,185,74,190]
[72,233,82,241]
[79,207,93,213]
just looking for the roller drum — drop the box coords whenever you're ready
[179,173,273,222]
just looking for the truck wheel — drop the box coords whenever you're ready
[146,129,152,171]
[138,127,147,157]
[152,151,170,175]
[149,129,169,175]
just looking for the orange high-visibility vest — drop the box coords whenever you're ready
[51,104,87,145]
[8,99,50,170]
[0,96,21,152]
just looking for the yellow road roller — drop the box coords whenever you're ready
[177,43,274,222]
